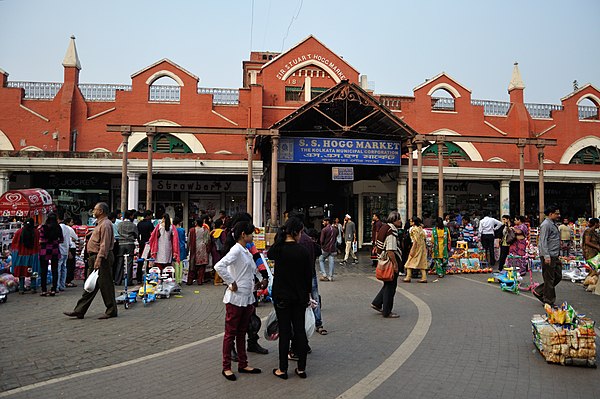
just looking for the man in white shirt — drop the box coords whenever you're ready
[58,215,78,291]
[64,218,80,287]
[478,212,503,268]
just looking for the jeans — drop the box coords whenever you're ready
[58,254,68,290]
[222,303,254,371]
[40,256,58,293]
[311,274,322,328]
[481,234,496,267]
[275,301,308,373]
[319,251,335,278]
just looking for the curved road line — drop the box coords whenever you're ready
[337,278,432,399]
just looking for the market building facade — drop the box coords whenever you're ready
[0,35,598,244]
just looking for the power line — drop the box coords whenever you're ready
[281,0,303,52]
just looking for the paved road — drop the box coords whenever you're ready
[1,256,599,399]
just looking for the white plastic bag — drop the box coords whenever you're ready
[84,270,99,293]
[352,241,358,253]
[264,309,279,341]
[305,306,316,338]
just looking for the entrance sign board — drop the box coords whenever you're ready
[332,167,354,181]
[278,137,401,165]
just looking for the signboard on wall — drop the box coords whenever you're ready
[332,167,354,181]
[278,137,401,165]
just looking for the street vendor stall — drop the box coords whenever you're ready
[0,189,55,224]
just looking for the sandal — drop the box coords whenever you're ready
[49,291,56,296]
[66,283,77,288]
[40,292,48,297]
[316,326,328,335]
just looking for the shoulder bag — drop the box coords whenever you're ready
[375,249,395,282]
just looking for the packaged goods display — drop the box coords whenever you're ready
[531,303,597,367]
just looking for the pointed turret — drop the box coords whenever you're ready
[62,35,81,70]
[508,62,524,92]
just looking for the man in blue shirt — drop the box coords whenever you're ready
[533,206,562,306]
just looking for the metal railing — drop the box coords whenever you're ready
[578,105,599,120]
[6,81,63,100]
[379,95,414,111]
[524,103,564,119]
[149,85,180,102]
[431,96,455,111]
[79,83,132,101]
[198,87,239,105]
[470,99,511,116]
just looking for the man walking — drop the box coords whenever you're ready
[319,218,338,281]
[115,210,138,285]
[341,214,358,265]
[533,206,562,306]
[558,218,573,257]
[477,211,502,268]
[136,210,155,282]
[64,202,118,319]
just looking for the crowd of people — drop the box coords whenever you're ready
[7,201,600,382]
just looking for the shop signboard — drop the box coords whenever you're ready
[332,167,354,181]
[278,137,401,165]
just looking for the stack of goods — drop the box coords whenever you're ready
[531,303,597,367]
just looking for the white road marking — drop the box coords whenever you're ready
[337,278,432,399]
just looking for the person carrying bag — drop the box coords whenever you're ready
[370,211,403,319]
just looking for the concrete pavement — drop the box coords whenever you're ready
[1,256,598,398]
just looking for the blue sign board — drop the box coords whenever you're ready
[278,137,402,165]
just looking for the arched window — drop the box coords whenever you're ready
[569,146,600,164]
[430,88,455,111]
[149,76,180,102]
[132,133,192,153]
[423,142,470,160]
[578,97,599,120]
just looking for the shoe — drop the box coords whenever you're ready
[319,275,329,282]
[288,352,299,361]
[383,312,400,318]
[98,314,117,319]
[40,292,48,297]
[295,368,307,379]
[63,311,84,319]
[316,326,328,335]
[222,370,237,381]
[49,291,56,296]
[273,369,288,380]
[532,289,544,304]
[339,261,347,265]
[370,304,383,313]
[352,260,359,264]
[402,279,411,283]
[418,280,427,284]
[247,343,269,354]
[328,276,333,282]
[238,367,262,374]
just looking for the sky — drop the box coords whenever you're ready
[1,0,599,104]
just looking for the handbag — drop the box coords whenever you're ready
[375,252,395,281]
[506,228,517,245]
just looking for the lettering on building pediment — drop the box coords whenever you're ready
[275,53,347,81]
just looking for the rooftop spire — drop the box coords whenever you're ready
[508,62,524,91]
[62,35,81,70]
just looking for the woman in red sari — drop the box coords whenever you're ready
[11,218,41,294]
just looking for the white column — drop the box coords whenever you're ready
[500,180,510,217]
[253,174,263,226]
[127,172,140,211]
[304,77,312,102]
[0,171,10,196]
[397,177,407,223]
[594,183,600,218]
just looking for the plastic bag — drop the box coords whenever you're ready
[586,253,600,270]
[352,241,358,253]
[84,270,99,292]
[305,306,316,338]
[264,309,279,341]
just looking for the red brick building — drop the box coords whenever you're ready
[0,35,598,244]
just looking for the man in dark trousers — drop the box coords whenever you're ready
[64,202,118,319]
[533,206,562,306]
[136,210,155,282]
[115,210,138,285]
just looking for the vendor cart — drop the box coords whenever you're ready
[0,189,55,225]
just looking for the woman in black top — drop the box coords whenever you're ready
[269,217,312,380]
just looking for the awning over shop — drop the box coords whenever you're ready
[0,189,55,217]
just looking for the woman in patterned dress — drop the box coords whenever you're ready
[187,215,211,285]
[11,218,40,294]
[403,217,428,283]
[509,215,529,274]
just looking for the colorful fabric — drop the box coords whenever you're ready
[509,224,529,257]
[10,227,41,277]
[583,228,600,261]
[432,227,450,259]
[188,226,209,265]
[38,225,63,261]
[149,224,180,263]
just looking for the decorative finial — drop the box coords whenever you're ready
[71,35,76,40]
